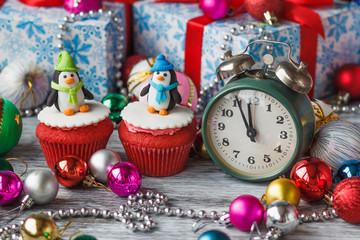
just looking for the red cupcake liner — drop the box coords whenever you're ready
[121,141,193,177]
[38,137,110,169]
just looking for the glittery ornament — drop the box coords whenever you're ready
[107,162,142,196]
[63,0,102,14]
[290,157,333,202]
[310,120,360,172]
[0,98,23,154]
[89,149,122,184]
[244,0,284,21]
[73,235,97,240]
[0,170,22,205]
[122,55,147,85]
[229,195,264,231]
[200,0,230,20]
[337,160,360,182]
[311,99,339,131]
[0,158,14,172]
[101,93,128,124]
[198,230,230,240]
[0,61,49,111]
[265,200,299,235]
[333,63,360,100]
[54,155,88,188]
[333,177,360,223]
[193,130,211,159]
[265,178,300,206]
[23,170,59,205]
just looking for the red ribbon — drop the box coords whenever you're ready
[18,0,63,7]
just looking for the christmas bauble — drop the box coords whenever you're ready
[311,99,339,131]
[23,170,59,205]
[310,120,360,172]
[108,162,142,196]
[0,170,22,206]
[0,98,23,154]
[21,214,60,240]
[122,55,147,85]
[333,63,360,100]
[244,0,284,21]
[73,235,97,240]
[192,130,211,159]
[101,93,128,124]
[333,177,360,223]
[0,158,14,172]
[54,155,88,188]
[337,160,360,182]
[63,0,102,13]
[198,230,230,240]
[265,178,300,206]
[229,195,264,231]
[89,149,122,184]
[265,200,299,235]
[290,157,333,202]
[200,0,230,20]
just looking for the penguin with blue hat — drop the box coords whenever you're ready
[140,54,182,116]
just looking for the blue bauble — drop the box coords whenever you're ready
[198,230,230,240]
[336,160,360,182]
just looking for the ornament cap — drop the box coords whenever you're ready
[263,11,280,26]
[54,51,79,72]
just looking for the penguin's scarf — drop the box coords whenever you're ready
[51,80,83,105]
[149,79,179,104]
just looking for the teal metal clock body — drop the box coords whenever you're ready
[201,71,315,182]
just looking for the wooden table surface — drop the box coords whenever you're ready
[1,112,360,240]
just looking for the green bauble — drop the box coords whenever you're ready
[73,235,97,240]
[0,158,13,171]
[101,93,128,124]
[0,98,22,154]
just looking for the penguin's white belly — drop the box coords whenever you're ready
[57,90,85,112]
[148,87,170,111]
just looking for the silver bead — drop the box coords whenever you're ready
[56,34,63,40]
[187,209,196,218]
[128,194,137,201]
[11,225,19,232]
[113,17,120,23]
[138,223,148,232]
[136,212,144,221]
[144,215,153,222]
[266,45,273,52]
[121,219,130,225]
[249,24,256,30]
[57,43,64,49]
[127,223,137,232]
[263,35,270,40]
[223,34,231,41]
[70,13,77,19]
[321,211,330,220]
[98,8,104,14]
[63,16,70,22]
[102,210,111,218]
[146,220,156,229]
[333,105,340,112]
[175,208,184,217]
[58,24,66,31]
[230,27,237,35]
[198,210,207,218]
[120,88,128,96]
[239,24,245,31]
[107,10,114,16]
[89,149,122,184]
[119,204,128,212]
[145,190,154,199]
[25,109,33,117]
[79,11,86,17]
[127,199,136,207]
[342,106,349,112]
[58,209,69,218]
[164,207,173,216]
[113,211,120,220]
[209,211,219,219]
[117,212,125,220]
[141,206,151,213]
[220,54,226,61]
[147,198,155,206]
[220,44,227,50]
[155,198,164,205]
[331,209,338,217]
[351,106,357,112]
[80,208,89,216]
[203,86,209,93]
[136,191,144,198]
[209,83,214,89]
[137,198,146,206]
[311,212,320,221]
[162,195,169,203]
[155,192,163,199]
[89,10,95,16]
[258,27,265,33]
[265,201,299,235]
[153,206,163,214]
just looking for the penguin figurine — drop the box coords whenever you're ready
[47,51,94,116]
[140,55,181,116]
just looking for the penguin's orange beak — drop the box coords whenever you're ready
[64,77,75,85]
[156,75,165,81]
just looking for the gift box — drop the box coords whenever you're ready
[133,1,360,99]
[0,0,126,101]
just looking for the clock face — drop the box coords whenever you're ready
[204,88,299,180]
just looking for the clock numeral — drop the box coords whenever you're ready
[263,154,271,163]
[222,138,229,146]
[233,150,240,158]
[266,104,271,112]
[221,109,233,117]
[276,116,284,124]
[274,145,282,153]
[218,122,225,131]
[280,131,288,139]
[248,97,260,105]
[248,156,255,164]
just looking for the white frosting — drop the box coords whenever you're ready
[38,100,110,128]
[121,101,193,130]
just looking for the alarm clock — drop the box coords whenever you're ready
[202,40,315,182]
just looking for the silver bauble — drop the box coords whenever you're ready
[89,149,122,184]
[265,200,299,235]
[23,170,59,205]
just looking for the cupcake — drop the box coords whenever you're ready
[36,51,113,169]
[118,55,197,177]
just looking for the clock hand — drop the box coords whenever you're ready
[235,95,255,142]
[247,102,257,142]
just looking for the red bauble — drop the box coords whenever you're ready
[290,157,333,202]
[54,155,88,188]
[121,55,147,85]
[333,64,360,100]
[333,177,360,224]
[244,0,284,21]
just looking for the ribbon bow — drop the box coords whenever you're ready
[51,80,83,105]
[149,79,179,104]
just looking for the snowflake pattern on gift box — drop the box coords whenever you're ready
[0,20,12,33]
[16,20,45,39]
[150,14,172,41]
[327,15,349,42]
[63,35,92,65]
[349,12,360,40]
[29,35,55,66]
[80,65,108,97]
[133,5,150,34]
[173,19,186,51]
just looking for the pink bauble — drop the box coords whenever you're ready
[200,0,230,20]
[229,195,264,231]
[139,71,198,111]
[107,162,142,196]
[0,171,22,206]
[244,0,284,21]
[63,0,102,14]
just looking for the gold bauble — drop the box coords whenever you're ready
[21,214,60,240]
[265,178,300,206]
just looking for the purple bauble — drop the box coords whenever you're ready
[63,0,102,14]
[107,162,142,196]
[0,171,22,205]
[200,0,230,20]
[229,195,264,231]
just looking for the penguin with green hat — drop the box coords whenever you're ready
[47,51,94,116]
